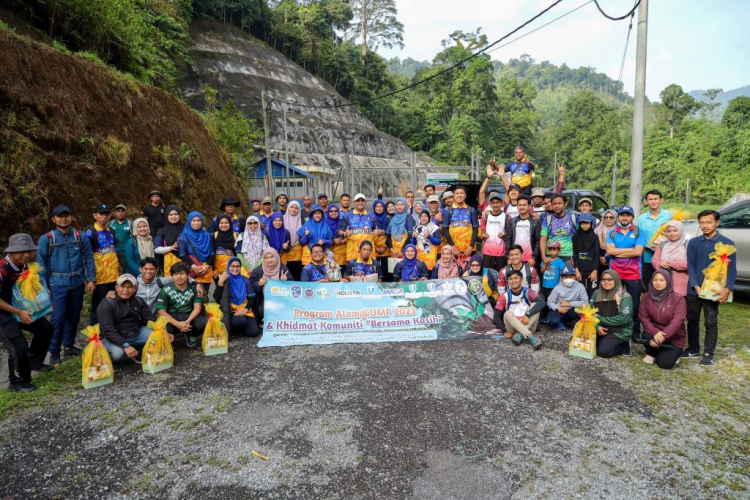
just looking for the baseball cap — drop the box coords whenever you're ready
[148,190,162,198]
[116,274,138,286]
[94,204,111,214]
[618,206,635,215]
[51,205,71,216]
[115,204,127,210]
[578,213,596,224]
[508,183,523,193]
[488,193,503,202]
[546,241,561,249]
[578,197,593,207]
[426,195,440,203]
[561,265,577,275]
[262,196,273,204]
[318,193,328,199]
[353,193,366,202]
[530,188,545,198]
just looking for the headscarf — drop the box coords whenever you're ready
[326,204,341,236]
[261,247,282,280]
[467,255,484,277]
[132,218,155,259]
[437,245,459,279]
[240,216,267,267]
[284,201,303,247]
[213,213,236,250]
[372,200,389,230]
[400,244,420,281]
[299,205,333,249]
[660,220,686,262]
[412,200,425,224]
[594,269,629,303]
[415,210,438,252]
[226,257,247,306]
[596,209,617,238]
[264,212,287,253]
[648,269,673,305]
[181,212,211,262]
[573,215,598,252]
[385,201,396,219]
[162,205,183,246]
[387,197,409,239]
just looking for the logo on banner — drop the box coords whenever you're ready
[405,283,422,299]
[270,286,290,297]
[367,286,376,295]
[316,288,331,299]
[304,288,315,299]
[454,280,468,295]
[291,285,302,299]
[424,281,440,297]
[468,279,482,295]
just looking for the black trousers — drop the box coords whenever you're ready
[0,313,53,382]
[228,315,260,340]
[165,312,208,338]
[596,333,630,358]
[643,338,683,369]
[579,269,598,299]
[621,279,642,339]
[686,294,720,355]
[90,282,116,325]
[482,254,507,274]
[641,262,655,293]
[286,261,303,281]
[379,256,392,282]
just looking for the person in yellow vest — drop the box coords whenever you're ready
[413,210,440,270]
[342,193,381,262]
[282,201,304,280]
[177,212,214,294]
[211,214,239,277]
[326,205,348,266]
[86,204,119,325]
[372,199,390,277]
[386,197,414,282]
[154,205,183,277]
[441,186,479,268]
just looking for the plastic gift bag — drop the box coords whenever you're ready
[143,316,174,374]
[203,303,229,356]
[81,325,114,389]
[700,242,736,302]
[647,209,689,251]
[569,304,600,360]
[12,262,52,322]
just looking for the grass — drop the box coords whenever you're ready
[0,356,82,418]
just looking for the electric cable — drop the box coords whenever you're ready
[593,0,641,21]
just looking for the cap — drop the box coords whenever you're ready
[262,196,273,204]
[530,188,546,198]
[618,206,635,215]
[275,193,288,201]
[148,190,162,198]
[94,204,111,214]
[219,195,241,210]
[578,213,596,224]
[546,241,561,249]
[353,193,366,202]
[116,274,138,286]
[442,191,454,199]
[52,205,71,216]
[318,193,328,199]
[508,183,523,193]
[578,197,593,207]
[114,204,127,210]
[426,195,440,203]
[488,193,503,202]
[561,265,577,275]
[4,233,38,253]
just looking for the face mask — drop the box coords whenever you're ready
[562,278,575,287]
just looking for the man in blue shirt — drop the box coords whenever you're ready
[637,189,673,290]
[300,245,331,282]
[685,210,737,366]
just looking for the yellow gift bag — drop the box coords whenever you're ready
[569,304,600,360]
[81,325,114,389]
[143,316,174,374]
[647,209,689,250]
[203,303,229,356]
[700,242,736,302]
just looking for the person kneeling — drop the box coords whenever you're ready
[214,257,259,340]
[493,270,545,349]
[639,270,686,369]
[545,266,589,332]
[156,263,207,347]
[98,274,160,368]
[392,244,429,282]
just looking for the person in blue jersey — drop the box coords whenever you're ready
[343,241,383,282]
[392,244,429,282]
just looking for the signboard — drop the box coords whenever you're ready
[258,278,500,347]
[425,173,459,194]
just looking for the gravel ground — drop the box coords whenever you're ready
[0,326,745,499]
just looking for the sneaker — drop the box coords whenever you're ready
[512,333,523,346]
[539,317,548,325]
[63,346,83,357]
[112,361,124,372]
[556,323,566,332]
[642,355,655,365]
[622,344,631,356]
[529,335,543,350]
[8,381,37,393]
[186,336,198,348]
[48,353,61,367]
[681,350,700,359]
[31,363,55,372]
[699,353,714,366]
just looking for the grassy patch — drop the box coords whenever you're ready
[0,357,82,418]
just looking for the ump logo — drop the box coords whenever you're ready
[408,284,418,294]
[427,283,436,292]
[454,280,468,295]
[367,285,376,296]
[291,285,302,299]
[303,288,315,299]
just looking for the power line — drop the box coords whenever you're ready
[593,0,642,21]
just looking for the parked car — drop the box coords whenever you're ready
[682,199,750,290]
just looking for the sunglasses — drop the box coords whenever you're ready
[248,221,259,225]
[601,278,614,282]
[603,216,615,220]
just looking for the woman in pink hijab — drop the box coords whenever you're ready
[651,220,688,296]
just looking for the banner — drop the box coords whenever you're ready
[258,277,501,347]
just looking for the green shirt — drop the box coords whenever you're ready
[156,282,203,315]
[108,219,132,255]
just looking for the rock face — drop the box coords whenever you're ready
[183,20,431,199]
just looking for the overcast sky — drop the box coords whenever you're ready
[378,0,750,101]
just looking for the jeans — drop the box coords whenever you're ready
[101,326,153,362]
[596,333,630,358]
[0,312,54,382]
[621,279,642,339]
[686,294,719,355]
[90,282,116,325]
[546,308,578,327]
[49,284,85,355]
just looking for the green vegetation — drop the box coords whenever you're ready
[0,357,82,418]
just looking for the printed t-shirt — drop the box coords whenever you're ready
[513,218,533,261]
[506,159,534,188]
[542,257,566,289]
[447,204,478,253]
[108,220,132,256]
[606,225,647,281]
[343,210,375,261]
[541,212,577,257]
[481,211,507,257]
[87,224,119,285]
[155,282,203,315]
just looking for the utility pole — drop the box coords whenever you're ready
[410,152,416,192]
[261,90,274,199]
[685,178,690,211]
[629,0,648,216]
[553,152,558,186]
[283,103,290,193]
[476,152,481,182]
[611,151,618,206]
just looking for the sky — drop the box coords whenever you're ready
[378,0,750,101]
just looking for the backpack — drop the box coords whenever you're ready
[505,288,531,309]
[605,224,639,241]
[46,230,91,281]
[545,212,578,230]
[504,263,533,284]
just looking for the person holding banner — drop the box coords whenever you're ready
[214,257,259,340]
[431,245,462,279]
[392,244,429,282]
[282,201,304,280]
[298,205,333,266]
[493,270,545,348]
[342,194,379,262]
[462,256,499,307]
[250,248,291,323]
[441,186,478,267]
[300,244,335,282]
[154,205,183,277]
[413,210,441,270]
[343,241,382,282]
[326,205,348,267]
[236,216,268,272]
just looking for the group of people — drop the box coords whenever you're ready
[0,147,738,392]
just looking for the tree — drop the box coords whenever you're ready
[658,84,700,139]
[349,0,404,56]
[699,88,723,120]
[722,96,750,130]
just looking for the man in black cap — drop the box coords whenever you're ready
[208,195,244,233]
[0,234,55,391]
[37,205,96,366]
[275,193,289,215]
[142,190,166,237]
[86,204,119,325]
[317,193,329,213]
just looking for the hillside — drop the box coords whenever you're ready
[689,85,750,120]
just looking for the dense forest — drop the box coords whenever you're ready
[1,0,748,205]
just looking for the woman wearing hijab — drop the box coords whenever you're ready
[283,201,304,280]
[212,213,239,277]
[372,200,391,275]
[298,204,333,266]
[236,216,268,271]
[432,245,462,279]
[392,244,429,282]
[596,209,617,273]
[590,269,633,358]
[264,212,291,256]
[326,205,347,267]
[651,220,688,296]
[386,197,414,282]
[178,212,214,292]
[125,218,155,276]
[214,257,259,340]
[639,270,687,369]
[155,205,184,276]
[573,213,601,298]
[413,210,441,271]
[385,201,396,220]
[412,200,425,225]
[250,248,291,323]
[462,255,498,306]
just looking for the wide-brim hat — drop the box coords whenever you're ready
[4,233,38,253]
[219,195,241,210]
